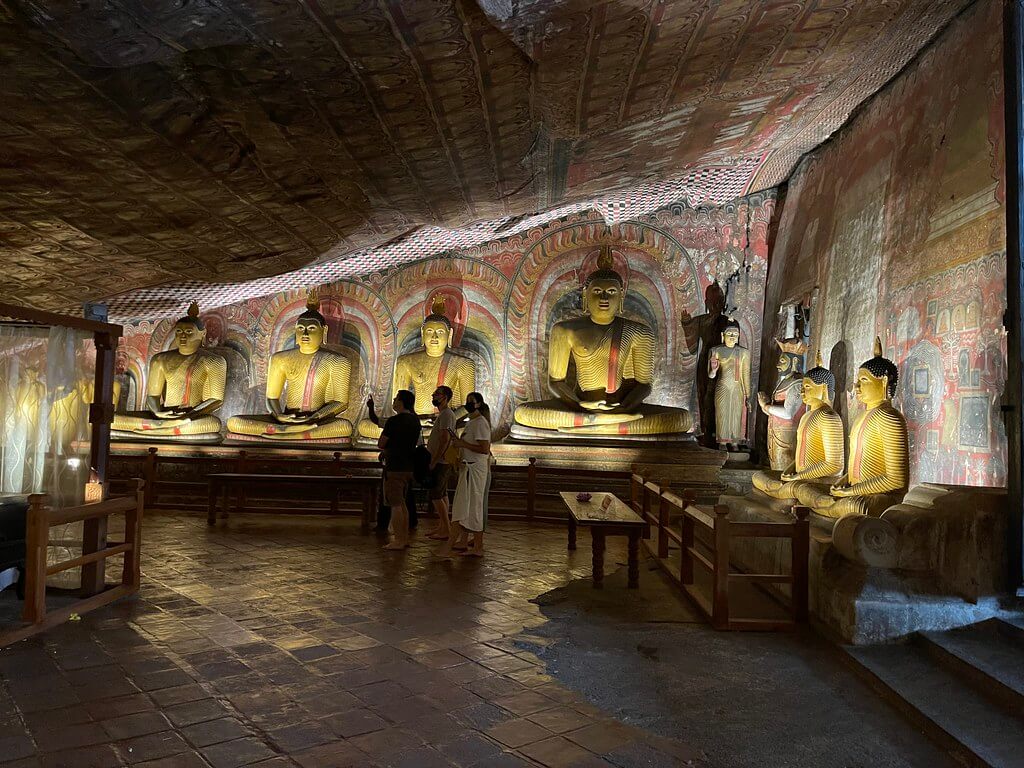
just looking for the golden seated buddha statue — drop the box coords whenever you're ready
[512,249,691,440]
[357,295,475,440]
[752,351,844,501]
[112,303,226,443]
[793,338,909,519]
[226,292,353,443]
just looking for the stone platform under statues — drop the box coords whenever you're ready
[720,482,1011,644]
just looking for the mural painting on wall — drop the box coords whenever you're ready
[764,0,1006,488]
[114,194,774,447]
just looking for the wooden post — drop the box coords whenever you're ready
[88,330,117,486]
[22,494,49,624]
[712,505,731,629]
[791,506,810,621]
[680,511,694,585]
[236,450,247,514]
[630,473,643,513]
[526,457,537,519]
[1005,0,1024,595]
[122,479,145,590]
[80,514,108,597]
[657,493,670,559]
[143,447,158,507]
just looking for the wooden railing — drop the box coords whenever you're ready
[112,448,632,523]
[15,480,145,639]
[632,472,809,631]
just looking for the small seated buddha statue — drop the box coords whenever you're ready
[756,338,806,470]
[357,295,476,440]
[793,338,909,519]
[512,248,691,439]
[226,292,354,443]
[752,351,844,501]
[111,303,226,443]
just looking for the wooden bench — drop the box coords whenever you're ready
[206,473,379,532]
[560,491,645,589]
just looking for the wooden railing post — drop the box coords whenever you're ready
[526,457,537,520]
[236,451,248,513]
[712,505,731,629]
[143,447,158,507]
[80,509,109,598]
[680,510,694,586]
[630,473,643,513]
[792,506,810,621]
[122,479,145,590]
[657,493,670,559]
[22,494,49,624]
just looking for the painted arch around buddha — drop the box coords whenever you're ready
[505,218,703,416]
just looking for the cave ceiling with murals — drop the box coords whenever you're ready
[0,0,971,316]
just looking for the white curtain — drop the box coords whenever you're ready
[1,324,94,588]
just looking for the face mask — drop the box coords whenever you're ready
[465,402,477,413]
[431,397,442,407]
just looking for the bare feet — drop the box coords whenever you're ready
[427,532,449,540]
[383,541,407,550]
[459,548,484,557]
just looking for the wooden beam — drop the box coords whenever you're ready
[1005,0,1024,595]
[0,302,122,337]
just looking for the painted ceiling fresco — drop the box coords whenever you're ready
[0,0,971,316]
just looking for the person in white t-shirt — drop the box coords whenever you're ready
[438,392,491,557]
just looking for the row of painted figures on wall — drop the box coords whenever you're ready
[105,252,754,448]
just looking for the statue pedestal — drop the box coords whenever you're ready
[721,483,1010,644]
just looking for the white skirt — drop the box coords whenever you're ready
[451,459,489,532]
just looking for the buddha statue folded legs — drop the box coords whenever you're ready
[111,303,226,444]
[751,353,844,502]
[226,292,354,444]
[511,247,691,440]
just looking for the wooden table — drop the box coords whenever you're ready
[207,473,379,532]
[560,491,645,589]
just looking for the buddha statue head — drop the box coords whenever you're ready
[721,319,741,349]
[422,295,454,358]
[776,338,806,375]
[855,337,898,407]
[802,350,836,407]
[583,247,624,326]
[173,302,207,356]
[295,291,328,355]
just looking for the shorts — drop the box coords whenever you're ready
[429,463,452,500]
[384,471,413,507]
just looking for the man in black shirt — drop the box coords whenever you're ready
[379,389,421,550]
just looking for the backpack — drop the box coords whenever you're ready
[413,445,434,487]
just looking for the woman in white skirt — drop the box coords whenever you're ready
[439,392,491,557]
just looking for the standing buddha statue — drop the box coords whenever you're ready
[357,295,476,440]
[794,338,909,519]
[752,351,844,500]
[111,303,226,443]
[707,320,751,449]
[226,292,353,442]
[512,248,691,438]
[757,338,806,470]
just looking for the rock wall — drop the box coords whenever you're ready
[765,0,1007,486]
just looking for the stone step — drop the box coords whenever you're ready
[846,640,1024,768]
[919,620,1024,710]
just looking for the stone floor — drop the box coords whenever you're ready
[0,513,950,768]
